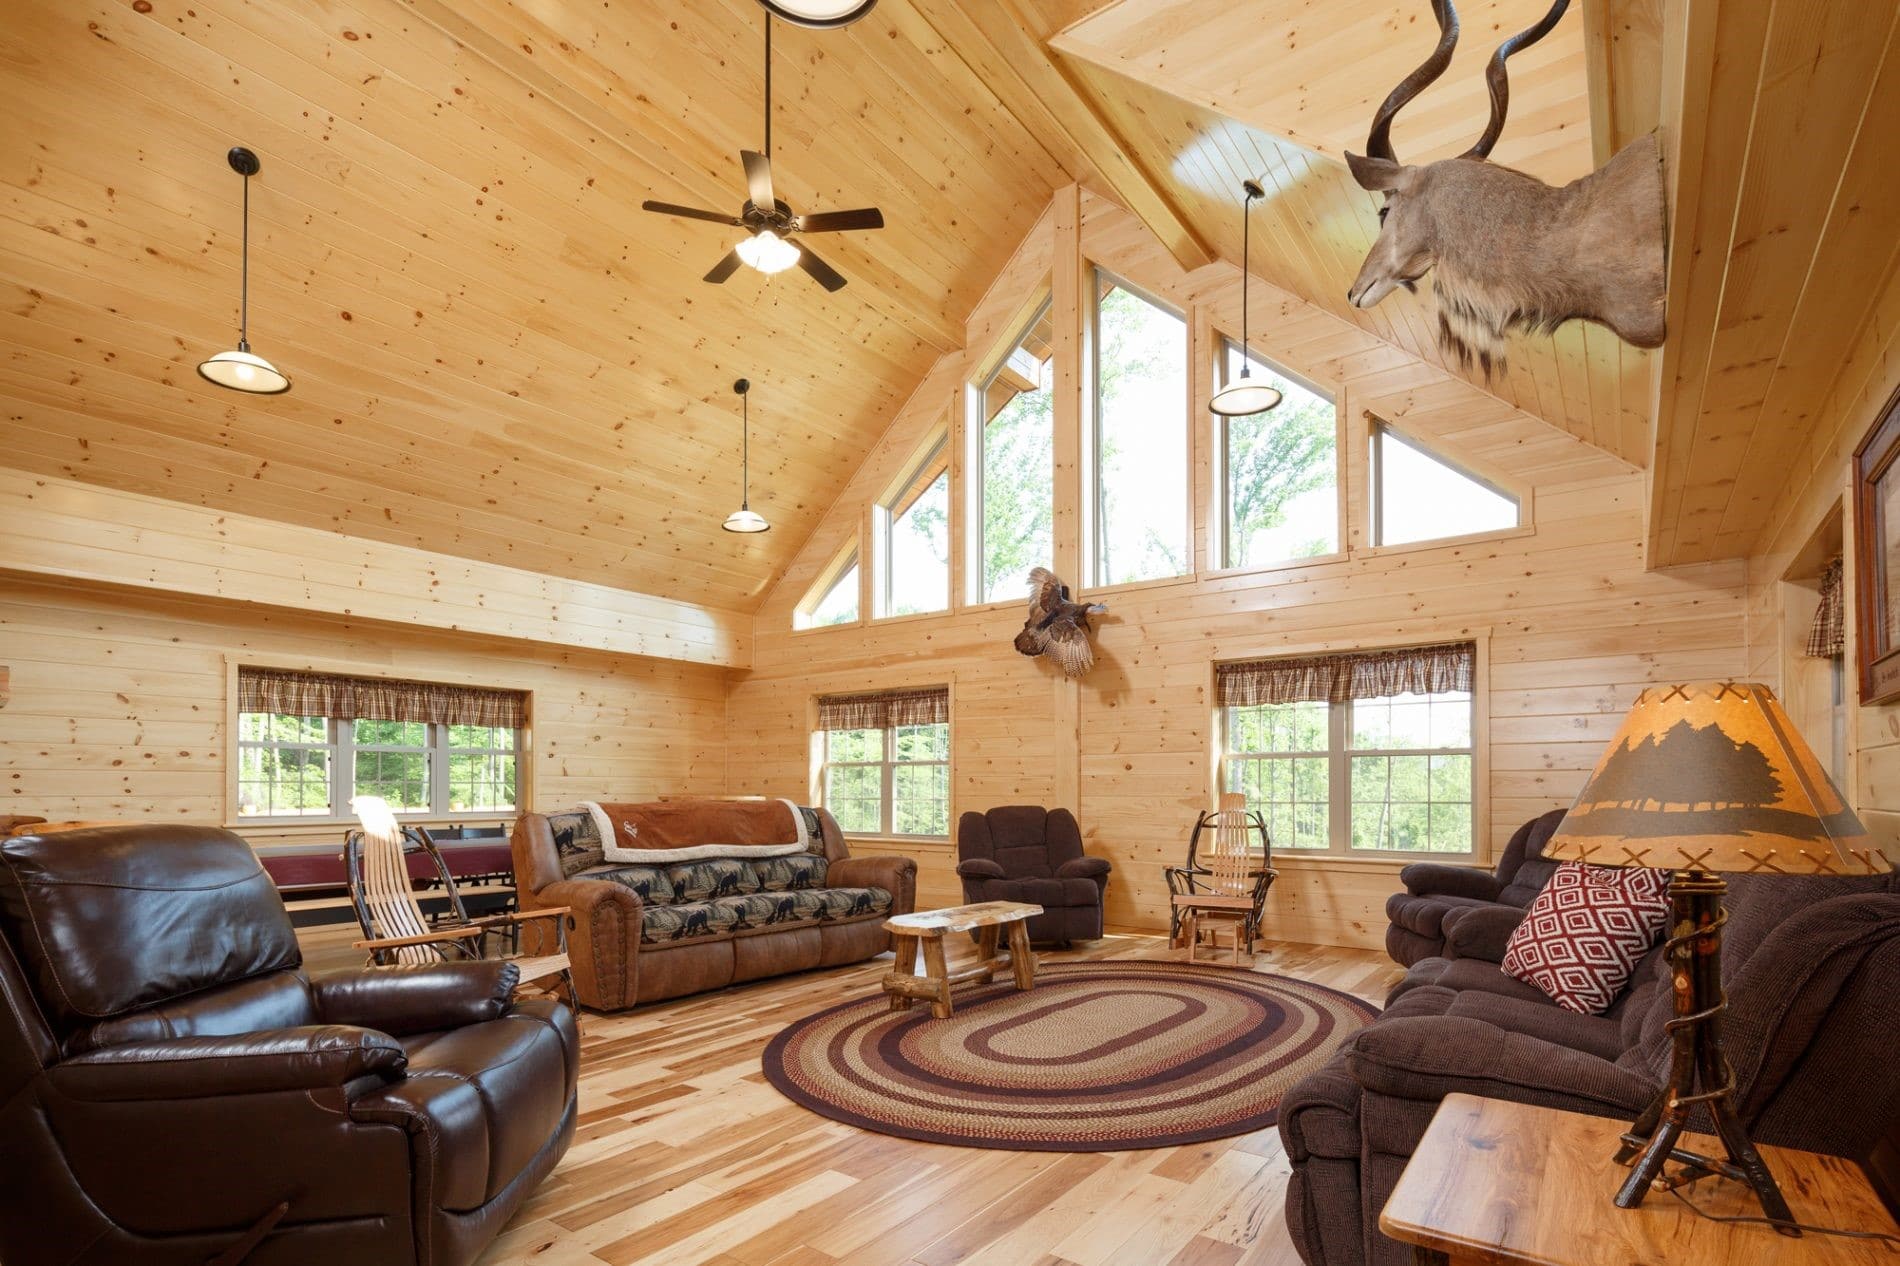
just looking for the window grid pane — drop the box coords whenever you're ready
[1095,275,1188,586]
[824,722,950,839]
[236,713,334,818]
[238,709,522,821]
[1222,343,1338,569]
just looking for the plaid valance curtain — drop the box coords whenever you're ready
[1804,558,1846,658]
[1216,641,1475,708]
[817,686,949,731]
[237,666,527,729]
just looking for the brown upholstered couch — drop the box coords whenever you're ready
[1281,866,1900,1266]
[0,823,577,1266]
[513,801,916,1010]
[1383,808,1564,965]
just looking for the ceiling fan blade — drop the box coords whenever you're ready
[704,249,744,284]
[741,150,776,209]
[794,242,848,293]
[797,207,885,233]
[642,200,744,226]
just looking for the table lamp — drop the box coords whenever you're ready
[1542,681,1893,1230]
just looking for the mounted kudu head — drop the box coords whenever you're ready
[1344,0,1666,375]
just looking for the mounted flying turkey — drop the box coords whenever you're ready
[640,13,883,292]
[1014,569,1106,679]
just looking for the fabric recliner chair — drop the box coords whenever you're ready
[1281,867,1900,1266]
[1382,808,1565,965]
[956,805,1110,944]
[0,823,578,1266]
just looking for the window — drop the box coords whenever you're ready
[1370,421,1519,546]
[234,668,525,822]
[1093,272,1189,586]
[799,552,860,628]
[817,687,950,837]
[1216,643,1477,855]
[976,297,1055,603]
[1219,341,1339,569]
[877,433,950,617]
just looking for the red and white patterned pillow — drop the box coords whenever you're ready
[1502,862,1671,1014]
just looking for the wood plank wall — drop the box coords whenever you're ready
[1744,259,1900,848]
[0,575,730,844]
[727,189,1751,951]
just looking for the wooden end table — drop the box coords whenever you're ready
[881,900,1042,1019]
[1381,1094,1900,1265]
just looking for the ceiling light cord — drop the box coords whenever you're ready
[763,13,772,166]
[1239,182,1259,376]
[238,165,251,352]
[741,389,752,509]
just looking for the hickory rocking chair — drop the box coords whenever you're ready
[1166,794,1277,964]
[345,797,578,1011]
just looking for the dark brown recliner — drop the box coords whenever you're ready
[1282,868,1900,1266]
[1382,808,1565,965]
[956,805,1110,944]
[0,823,578,1265]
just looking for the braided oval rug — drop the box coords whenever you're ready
[761,960,1377,1150]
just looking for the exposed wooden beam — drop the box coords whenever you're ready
[909,0,1215,274]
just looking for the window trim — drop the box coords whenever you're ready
[1367,416,1529,550]
[968,292,1056,606]
[1089,267,1193,589]
[818,719,951,840]
[223,657,533,830]
[1212,334,1348,574]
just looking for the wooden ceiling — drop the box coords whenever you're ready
[0,0,1069,611]
[7,0,1890,603]
[1648,0,1900,566]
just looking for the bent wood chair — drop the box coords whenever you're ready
[345,797,578,1012]
[1166,793,1277,964]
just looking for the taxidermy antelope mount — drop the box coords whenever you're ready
[1344,0,1665,375]
[1015,568,1105,679]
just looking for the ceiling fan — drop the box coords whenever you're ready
[640,13,884,293]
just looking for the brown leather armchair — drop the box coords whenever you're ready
[956,805,1110,945]
[0,823,578,1266]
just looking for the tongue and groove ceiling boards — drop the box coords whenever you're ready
[9,0,1877,611]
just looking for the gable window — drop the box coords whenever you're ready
[1093,271,1189,586]
[877,432,950,617]
[817,687,950,837]
[976,297,1055,603]
[1219,341,1339,569]
[235,667,525,822]
[1216,643,1476,855]
[798,550,860,628]
[1370,420,1519,546]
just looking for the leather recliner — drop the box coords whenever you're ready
[956,805,1110,944]
[0,823,578,1265]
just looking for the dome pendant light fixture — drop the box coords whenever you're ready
[1209,179,1282,418]
[197,147,290,395]
[723,378,771,534]
[755,0,877,29]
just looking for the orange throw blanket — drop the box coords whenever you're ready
[592,798,808,863]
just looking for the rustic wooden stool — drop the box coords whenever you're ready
[882,900,1042,1019]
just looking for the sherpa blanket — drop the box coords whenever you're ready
[589,797,810,864]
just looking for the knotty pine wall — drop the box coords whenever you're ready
[1,575,729,846]
[727,189,1751,950]
[1744,255,1900,848]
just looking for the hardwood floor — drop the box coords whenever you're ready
[299,926,1400,1266]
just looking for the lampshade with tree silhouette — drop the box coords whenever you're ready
[1544,681,1890,875]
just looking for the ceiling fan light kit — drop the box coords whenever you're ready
[736,229,801,275]
[198,146,291,396]
[756,0,877,28]
[1209,179,1281,418]
[724,378,771,534]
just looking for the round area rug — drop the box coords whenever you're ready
[761,960,1377,1150]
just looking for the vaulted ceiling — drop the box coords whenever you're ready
[6,0,1895,607]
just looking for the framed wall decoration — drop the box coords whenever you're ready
[1853,384,1900,705]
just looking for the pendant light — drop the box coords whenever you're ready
[1209,179,1282,418]
[723,378,770,533]
[756,0,877,29]
[197,147,290,395]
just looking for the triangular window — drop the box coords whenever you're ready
[1371,423,1519,546]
